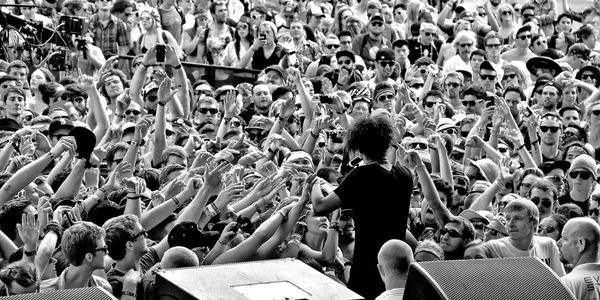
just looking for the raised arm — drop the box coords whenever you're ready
[80,73,108,145]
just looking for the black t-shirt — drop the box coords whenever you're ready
[251,44,288,70]
[407,37,442,64]
[334,163,412,299]
[558,193,590,216]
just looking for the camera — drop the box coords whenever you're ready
[59,15,87,36]
[156,44,166,63]
[319,94,334,104]
[48,49,67,71]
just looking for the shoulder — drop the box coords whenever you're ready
[93,275,113,293]
[40,277,59,292]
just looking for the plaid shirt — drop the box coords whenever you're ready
[89,14,130,58]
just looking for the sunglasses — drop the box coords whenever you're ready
[537,225,557,234]
[592,110,600,116]
[71,97,86,103]
[409,142,428,150]
[125,109,140,116]
[411,189,422,196]
[199,108,218,114]
[379,60,394,67]
[484,227,507,237]
[462,100,477,106]
[590,208,599,217]
[247,131,266,140]
[536,40,547,46]
[440,227,462,238]
[581,74,596,80]
[377,94,395,102]
[93,246,108,254]
[237,24,249,29]
[517,34,532,40]
[446,82,460,88]
[531,197,553,208]
[130,229,148,241]
[423,32,433,36]
[486,43,502,49]
[471,221,486,230]
[410,83,424,89]
[442,128,456,135]
[480,74,496,80]
[326,44,340,49]
[569,170,593,180]
[371,21,384,27]
[425,101,439,108]
[230,120,242,127]
[338,59,352,65]
[451,152,464,160]
[22,115,33,122]
[459,43,473,48]
[503,74,517,80]
[146,95,158,102]
[540,126,560,133]
[501,10,512,15]
[456,187,468,195]
[498,147,509,153]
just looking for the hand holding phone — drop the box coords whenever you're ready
[156,44,166,63]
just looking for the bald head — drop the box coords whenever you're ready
[563,218,600,246]
[161,246,200,269]
[377,239,414,277]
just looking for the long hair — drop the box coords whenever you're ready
[234,16,254,59]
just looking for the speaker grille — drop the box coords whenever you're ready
[0,287,116,300]
[406,257,575,300]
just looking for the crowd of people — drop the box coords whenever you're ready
[1,0,600,298]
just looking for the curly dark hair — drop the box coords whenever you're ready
[345,117,393,161]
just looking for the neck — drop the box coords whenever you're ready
[540,142,559,157]
[489,53,500,62]
[459,54,469,62]
[369,32,382,41]
[570,189,591,202]
[64,265,94,289]
[214,22,225,29]
[115,257,140,272]
[99,12,111,21]
[384,275,406,290]
[574,251,600,267]
[516,46,528,53]
[510,234,534,250]
[375,72,388,82]
[304,231,326,250]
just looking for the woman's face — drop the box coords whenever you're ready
[258,24,275,44]
[502,70,519,88]
[30,69,47,91]
[556,16,572,33]
[563,86,578,105]
[306,211,329,234]
[140,12,154,30]
[581,71,597,86]
[290,22,303,38]
[538,217,560,241]
[237,22,250,38]
[198,15,210,28]
[531,37,548,54]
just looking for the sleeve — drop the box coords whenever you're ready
[140,247,160,273]
[117,20,130,47]
[333,167,364,210]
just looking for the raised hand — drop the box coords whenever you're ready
[213,148,239,164]
[123,177,146,195]
[17,212,40,248]
[51,136,77,158]
[165,44,181,67]
[157,78,178,106]
[405,150,423,169]
[134,117,152,142]
[466,135,484,148]
[162,179,185,199]
[204,161,231,190]
[115,92,132,114]
[215,182,245,205]
[104,161,132,191]
[279,97,296,119]
[223,90,238,118]
[142,45,157,66]
[78,71,97,91]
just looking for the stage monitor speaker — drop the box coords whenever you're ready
[155,258,363,300]
[404,257,576,300]
[0,287,117,299]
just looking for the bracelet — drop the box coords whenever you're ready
[516,144,526,151]
[254,202,262,213]
[310,131,319,138]
[24,249,37,257]
[158,102,166,106]
[172,196,181,208]
[47,151,54,160]
[122,291,136,298]
[98,187,107,195]
[531,139,539,144]
[172,64,182,69]
[329,224,342,234]
[218,239,228,245]
[277,210,288,221]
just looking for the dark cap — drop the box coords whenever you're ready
[48,119,74,137]
[168,222,214,249]
[370,13,384,23]
[69,126,96,161]
[264,65,288,80]
[0,118,19,132]
[526,56,562,76]
[214,85,239,100]
[479,60,496,72]
[336,50,356,62]
[568,43,591,59]
[516,24,532,36]
[538,160,571,174]
[375,48,395,61]
[414,56,435,66]
[392,39,408,49]
[458,10,474,21]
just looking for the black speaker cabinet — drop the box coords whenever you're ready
[404,257,576,300]
[155,258,363,300]
[0,287,117,299]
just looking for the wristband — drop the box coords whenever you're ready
[172,64,182,69]
[531,139,539,144]
[268,147,278,154]
[310,131,319,138]
[47,151,54,160]
[254,202,262,213]
[277,210,288,221]
[24,249,37,257]
[98,187,107,195]
[516,143,526,151]
[122,291,136,298]
[158,102,166,106]
[171,196,181,208]
[218,239,228,245]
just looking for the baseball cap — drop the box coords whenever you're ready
[214,85,239,100]
[49,119,74,137]
[420,22,436,33]
[458,10,475,22]
[246,116,274,132]
[538,160,571,175]
[370,13,384,23]
[375,48,395,61]
[336,50,355,62]
[142,81,158,98]
[459,209,491,224]
[168,222,215,249]
[436,118,456,132]
[308,6,324,17]
[69,126,96,161]
[264,65,287,80]
[0,118,19,132]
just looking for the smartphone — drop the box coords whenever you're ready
[156,44,166,63]
[485,92,496,108]
[260,33,266,40]
[519,102,533,118]
[319,95,334,104]
[349,156,362,168]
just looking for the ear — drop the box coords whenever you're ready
[577,238,586,253]
[84,252,94,263]
[126,240,135,251]
[377,263,386,279]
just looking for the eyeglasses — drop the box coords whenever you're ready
[536,40,547,46]
[146,95,158,102]
[446,82,460,88]
[503,74,517,80]
[409,142,428,150]
[338,59,352,65]
[486,43,502,49]
[371,21,384,27]
[480,74,496,81]
[517,34,532,40]
[471,221,486,230]
[484,227,507,237]
[451,152,464,161]
[237,24,248,29]
[531,197,553,208]
[581,74,596,80]
[410,83,424,89]
[569,170,593,180]
[71,97,86,103]
[130,229,148,241]
[442,128,457,135]
[377,94,395,102]
[93,246,108,254]
[125,109,141,116]
[425,101,439,108]
[498,147,509,153]
[478,12,487,17]
[326,44,340,49]
[501,10,512,15]
[199,108,218,114]
[592,110,600,116]
[440,227,463,238]
[540,126,560,133]
[378,60,394,68]
[423,32,433,36]
[537,225,558,234]
[22,115,33,122]
[459,43,473,48]
[455,186,468,195]
[247,131,266,140]
[461,100,477,106]
[411,189,422,196]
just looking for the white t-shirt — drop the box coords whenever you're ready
[483,236,566,276]
[375,288,405,300]
[562,263,600,300]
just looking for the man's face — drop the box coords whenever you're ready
[351,101,369,119]
[309,14,323,27]
[375,59,394,78]
[541,86,560,110]
[214,4,227,23]
[559,223,580,264]
[0,80,17,98]
[252,84,272,110]
[540,119,561,145]
[131,222,150,257]
[110,149,127,170]
[456,36,474,59]
[104,75,124,99]
[125,103,142,123]
[479,69,497,92]
[339,35,352,51]
[289,22,303,38]
[530,188,554,219]
[440,222,466,253]
[265,71,283,85]
[504,91,521,117]
[394,45,409,61]
[561,110,580,127]
[567,167,596,195]
[323,38,340,55]
[444,76,462,99]
[20,1,36,19]
[519,174,539,198]
[337,55,354,71]
[373,92,395,112]
[506,209,536,240]
[96,0,113,11]
[91,239,107,270]
[515,30,532,49]
[424,95,442,115]
[590,104,600,125]
[196,102,219,125]
[502,71,519,89]
[462,94,481,115]
[369,19,384,35]
[484,38,502,58]
[4,92,24,118]
[8,68,27,87]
